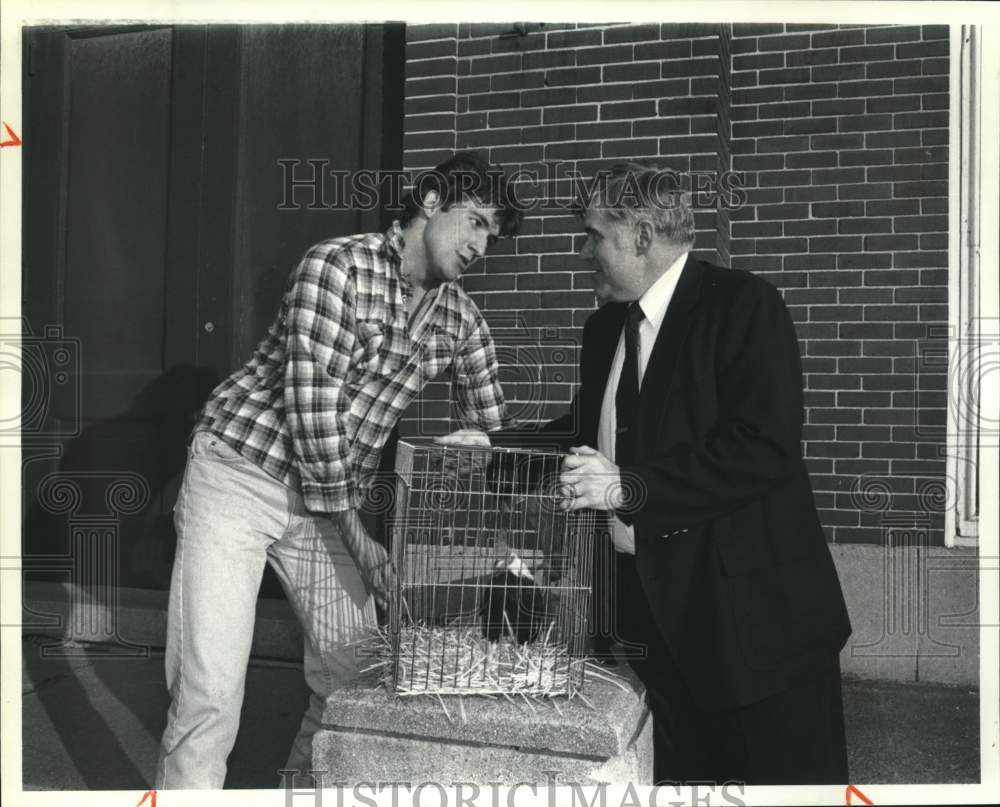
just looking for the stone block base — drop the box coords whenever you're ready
[310,664,652,785]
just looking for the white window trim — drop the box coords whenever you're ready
[946,25,988,548]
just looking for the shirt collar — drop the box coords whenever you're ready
[380,220,415,298]
[637,251,688,332]
[381,220,406,261]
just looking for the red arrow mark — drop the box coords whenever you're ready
[136,790,157,807]
[1,122,22,147]
[845,784,873,805]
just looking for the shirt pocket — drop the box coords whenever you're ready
[355,319,386,371]
[414,325,458,381]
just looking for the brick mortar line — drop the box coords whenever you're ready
[455,54,720,69]
[409,79,720,92]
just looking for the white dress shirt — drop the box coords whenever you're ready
[597,251,688,554]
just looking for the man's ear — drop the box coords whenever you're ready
[635,219,655,254]
[421,189,442,219]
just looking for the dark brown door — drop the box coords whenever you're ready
[22,24,404,598]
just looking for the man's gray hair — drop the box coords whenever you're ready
[581,161,696,247]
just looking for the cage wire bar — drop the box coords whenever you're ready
[387,440,597,697]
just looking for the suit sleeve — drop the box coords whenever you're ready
[488,316,592,452]
[626,279,805,535]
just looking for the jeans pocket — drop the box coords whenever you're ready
[190,431,245,464]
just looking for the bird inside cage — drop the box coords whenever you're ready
[478,549,547,644]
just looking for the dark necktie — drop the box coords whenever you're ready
[615,302,645,468]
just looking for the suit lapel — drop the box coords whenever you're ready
[592,303,628,386]
[638,256,704,443]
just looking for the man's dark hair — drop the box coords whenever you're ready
[400,151,524,237]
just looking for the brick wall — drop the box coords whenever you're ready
[397,22,951,546]
[729,23,950,544]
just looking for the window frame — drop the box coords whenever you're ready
[946,24,986,549]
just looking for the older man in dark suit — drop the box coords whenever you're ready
[556,162,852,784]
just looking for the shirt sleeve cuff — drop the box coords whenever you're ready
[300,478,359,515]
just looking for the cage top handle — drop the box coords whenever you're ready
[399,437,568,458]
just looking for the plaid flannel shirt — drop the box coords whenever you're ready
[194,221,507,515]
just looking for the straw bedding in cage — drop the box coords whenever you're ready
[393,622,577,697]
[359,622,628,718]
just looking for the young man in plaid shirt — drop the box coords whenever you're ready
[155,152,523,789]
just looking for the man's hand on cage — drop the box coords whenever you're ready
[354,534,396,610]
[558,445,626,511]
[365,542,398,611]
[434,429,491,447]
[333,509,396,610]
[434,429,491,476]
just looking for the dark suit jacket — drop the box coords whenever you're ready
[497,255,852,711]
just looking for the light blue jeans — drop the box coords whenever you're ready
[155,431,375,789]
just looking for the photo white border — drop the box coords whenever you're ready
[2,2,997,806]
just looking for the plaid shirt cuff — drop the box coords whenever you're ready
[300,478,360,515]
[471,406,507,432]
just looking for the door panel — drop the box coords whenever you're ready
[23,26,194,597]
[64,28,173,418]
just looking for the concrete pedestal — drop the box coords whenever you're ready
[310,664,652,785]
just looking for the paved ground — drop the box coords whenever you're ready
[18,636,981,790]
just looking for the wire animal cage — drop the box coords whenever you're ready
[386,439,597,698]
